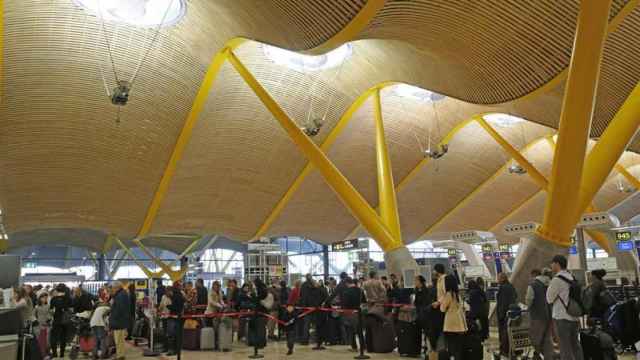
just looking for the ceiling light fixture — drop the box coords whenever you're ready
[73,0,187,28]
[393,84,445,102]
[483,113,525,128]
[263,43,353,72]
[508,163,527,175]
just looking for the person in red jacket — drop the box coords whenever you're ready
[288,280,301,305]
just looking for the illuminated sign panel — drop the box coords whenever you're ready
[331,239,360,252]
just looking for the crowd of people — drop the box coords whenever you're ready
[10,253,619,360]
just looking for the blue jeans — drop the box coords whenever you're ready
[91,326,107,358]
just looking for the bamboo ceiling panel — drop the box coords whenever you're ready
[426,138,554,236]
[1,0,205,237]
[611,191,640,223]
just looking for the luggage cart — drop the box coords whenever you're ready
[506,309,532,359]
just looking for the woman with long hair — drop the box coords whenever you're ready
[440,271,467,359]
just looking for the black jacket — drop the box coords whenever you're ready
[109,289,130,330]
[327,280,347,306]
[589,277,607,318]
[467,288,489,319]
[50,293,71,325]
[167,292,185,316]
[496,282,518,323]
[72,291,95,313]
[298,280,314,307]
[280,309,300,329]
[342,287,364,310]
[306,286,328,308]
[196,286,208,306]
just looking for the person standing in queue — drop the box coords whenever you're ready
[440,272,468,359]
[109,281,131,360]
[195,278,208,308]
[466,279,489,341]
[297,274,314,345]
[496,272,517,357]
[546,255,584,360]
[126,283,137,340]
[526,269,554,360]
[429,265,447,359]
[165,285,185,356]
[249,278,269,350]
[50,284,72,359]
[413,275,434,355]
[308,279,329,350]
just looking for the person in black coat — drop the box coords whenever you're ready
[126,282,137,340]
[281,304,300,355]
[165,286,185,356]
[195,278,208,307]
[413,275,434,352]
[249,278,269,349]
[297,274,315,344]
[109,282,131,360]
[306,279,329,350]
[50,284,72,358]
[341,277,363,351]
[466,279,489,341]
[496,273,518,356]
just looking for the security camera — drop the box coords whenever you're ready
[424,144,448,159]
[301,117,324,137]
[508,164,527,175]
[617,183,635,193]
[111,80,131,106]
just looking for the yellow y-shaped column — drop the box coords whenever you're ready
[536,0,612,246]
[112,236,164,279]
[226,50,411,271]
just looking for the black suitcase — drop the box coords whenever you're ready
[182,328,200,350]
[364,314,395,353]
[397,321,421,356]
[18,335,42,360]
[581,330,617,360]
[462,333,483,360]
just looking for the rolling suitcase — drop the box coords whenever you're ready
[182,328,200,350]
[79,336,95,353]
[581,329,617,360]
[200,327,215,350]
[37,326,49,356]
[461,333,483,360]
[364,314,395,353]
[397,321,421,356]
[218,319,233,351]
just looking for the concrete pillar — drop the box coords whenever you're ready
[457,242,492,278]
[383,246,418,279]
[510,235,568,299]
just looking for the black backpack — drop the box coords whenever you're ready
[556,274,585,317]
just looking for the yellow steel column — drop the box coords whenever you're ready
[574,83,640,220]
[537,0,612,246]
[615,164,640,190]
[112,236,163,278]
[476,116,549,190]
[226,50,402,252]
[373,89,402,240]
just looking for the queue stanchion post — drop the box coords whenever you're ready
[354,308,369,360]
[176,313,183,360]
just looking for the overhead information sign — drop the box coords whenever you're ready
[331,239,360,251]
[482,244,493,253]
[447,248,457,256]
[617,241,634,252]
[616,231,633,242]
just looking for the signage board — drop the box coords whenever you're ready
[481,244,493,253]
[247,243,281,252]
[616,231,633,242]
[464,265,486,278]
[447,248,457,256]
[498,244,510,252]
[568,246,577,255]
[483,253,494,261]
[617,240,634,252]
[331,238,361,252]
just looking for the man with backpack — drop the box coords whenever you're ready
[546,255,584,360]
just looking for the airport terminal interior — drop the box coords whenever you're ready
[1,0,640,359]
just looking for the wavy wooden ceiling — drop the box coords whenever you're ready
[1,0,640,251]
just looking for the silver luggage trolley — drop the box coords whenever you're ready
[506,309,533,359]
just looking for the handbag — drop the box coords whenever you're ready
[260,293,274,310]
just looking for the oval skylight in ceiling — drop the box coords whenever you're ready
[263,43,353,72]
[73,0,187,28]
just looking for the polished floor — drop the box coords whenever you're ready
[84,337,637,360]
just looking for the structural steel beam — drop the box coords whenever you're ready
[133,239,188,282]
[574,83,640,221]
[537,0,612,246]
[112,236,163,278]
[137,38,246,238]
[344,117,476,240]
[373,89,402,240]
[227,50,402,252]
[615,164,640,190]
[513,0,637,104]
[476,117,549,189]
[418,135,553,240]
[252,82,396,239]
[304,0,386,55]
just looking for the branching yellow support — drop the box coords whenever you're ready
[133,239,188,282]
[615,164,640,190]
[574,83,640,222]
[373,89,402,241]
[537,0,612,246]
[112,236,163,279]
[227,50,402,252]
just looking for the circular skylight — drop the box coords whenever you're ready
[73,0,187,28]
[483,113,525,127]
[262,43,353,72]
[392,84,445,102]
